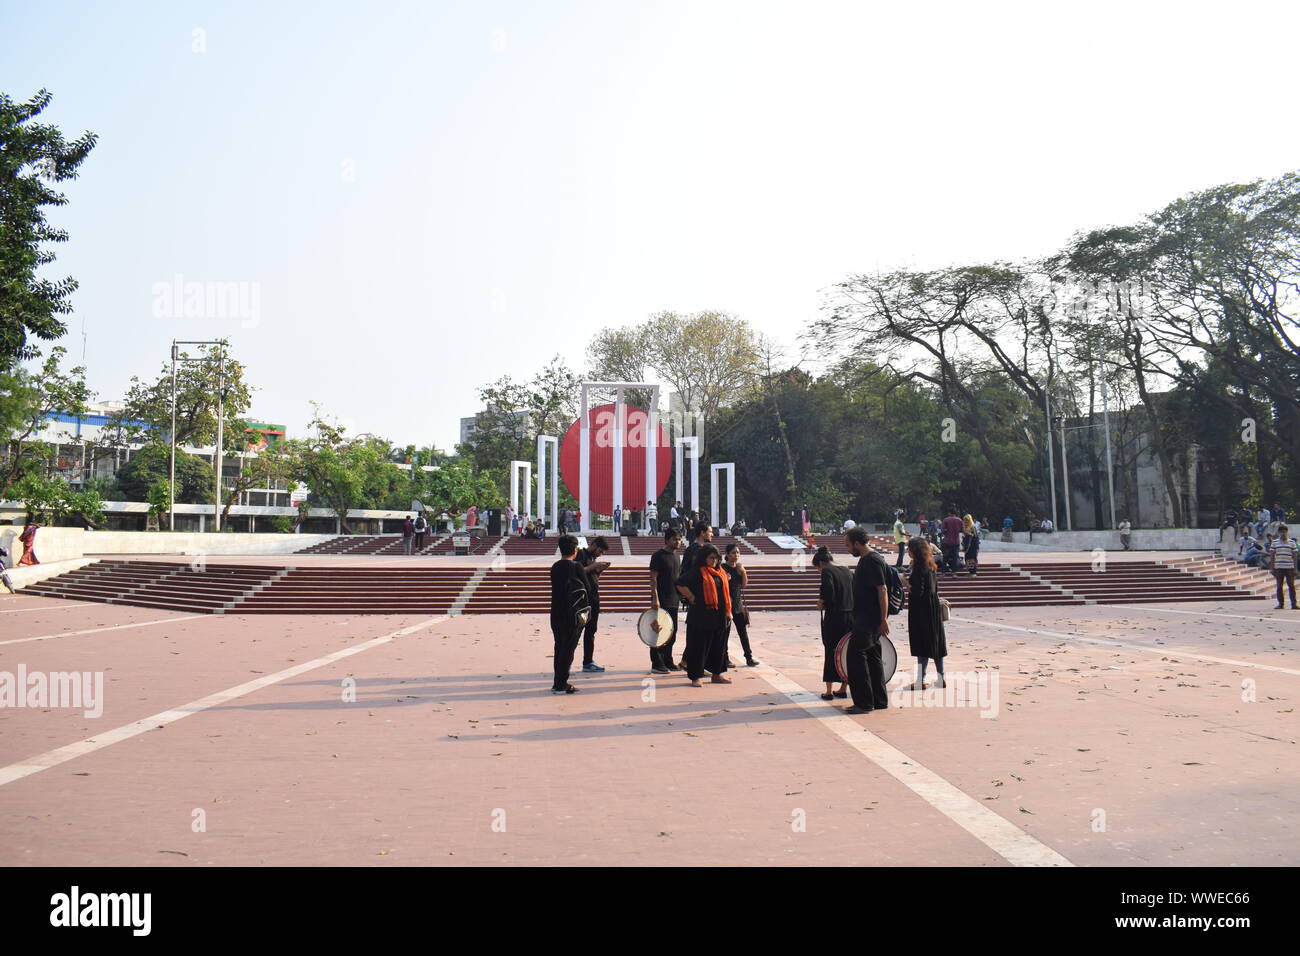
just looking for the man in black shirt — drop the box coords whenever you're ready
[648,528,683,674]
[575,536,612,672]
[680,521,712,576]
[845,526,890,713]
[549,535,586,694]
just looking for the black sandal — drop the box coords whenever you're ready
[820,693,834,701]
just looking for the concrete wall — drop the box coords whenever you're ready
[977,528,1219,552]
[0,527,335,562]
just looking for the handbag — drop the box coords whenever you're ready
[939,597,951,622]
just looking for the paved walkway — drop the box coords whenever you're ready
[0,591,1294,866]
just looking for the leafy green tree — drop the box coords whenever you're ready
[113,342,253,450]
[0,90,97,368]
[11,471,103,526]
[283,412,403,532]
[115,445,214,504]
[0,346,90,497]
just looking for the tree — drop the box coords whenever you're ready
[815,266,1048,515]
[113,342,253,449]
[283,411,400,533]
[115,445,214,505]
[11,471,103,526]
[221,451,292,526]
[0,90,97,369]
[457,356,580,496]
[425,458,502,515]
[0,346,90,498]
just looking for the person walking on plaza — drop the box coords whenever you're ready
[613,504,622,535]
[648,528,683,674]
[402,514,416,555]
[845,527,890,714]
[675,544,733,687]
[1001,514,1014,542]
[17,519,40,566]
[813,546,851,701]
[1270,525,1298,610]
[576,536,612,671]
[892,510,908,568]
[646,499,658,534]
[723,542,758,667]
[413,512,428,551]
[549,535,588,694]
[906,537,947,689]
[940,508,963,575]
[962,513,980,575]
[1119,517,1133,551]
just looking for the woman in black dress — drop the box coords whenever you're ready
[675,544,733,687]
[722,543,758,667]
[812,546,851,701]
[906,536,947,689]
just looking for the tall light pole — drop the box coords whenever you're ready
[1101,379,1117,529]
[170,339,227,532]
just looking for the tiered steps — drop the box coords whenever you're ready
[1160,555,1276,597]
[235,566,476,613]
[20,560,283,613]
[1019,561,1256,603]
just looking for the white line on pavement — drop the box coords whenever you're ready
[1106,604,1300,625]
[952,616,1300,677]
[754,663,1074,867]
[0,615,204,647]
[0,615,449,787]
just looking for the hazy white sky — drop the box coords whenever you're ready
[4,0,1298,451]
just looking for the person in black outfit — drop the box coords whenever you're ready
[648,528,683,674]
[906,536,947,689]
[575,536,612,672]
[845,526,890,714]
[675,544,732,686]
[549,535,587,694]
[680,522,713,576]
[722,542,758,667]
[812,546,851,701]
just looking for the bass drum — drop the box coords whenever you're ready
[834,633,898,684]
[636,607,674,648]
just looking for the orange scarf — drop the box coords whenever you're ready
[699,565,732,615]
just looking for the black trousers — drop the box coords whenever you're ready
[847,624,889,710]
[684,610,727,680]
[1277,570,1298,607]
[651,607,679,668]
[941,544,959,573]
[581,606,600,665]
[896,542,905,567]
[730,613,753,660]
[551,621,581,690]
[821,613,852,683]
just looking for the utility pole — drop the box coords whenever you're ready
[170,341,178,531]
[213,342,226,532]
[1101,379,1117,529]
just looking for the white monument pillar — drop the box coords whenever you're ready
[577,381,659,534]
[509,460,532,523]
[710,462,736,530]
[536,435,558,529]
[675,436,699,514]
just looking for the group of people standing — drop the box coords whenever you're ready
[547,522,761,694]
[891,509,980,576]
[646,523,758,686]
[814,528,946,714]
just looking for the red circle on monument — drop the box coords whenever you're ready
[559,404,672,516]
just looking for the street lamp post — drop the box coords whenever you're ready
[170,339,228,533]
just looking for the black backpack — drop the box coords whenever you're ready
[870,551,905,615]
[569,574,592,629]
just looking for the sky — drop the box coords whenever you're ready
[4,0,1299,453]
